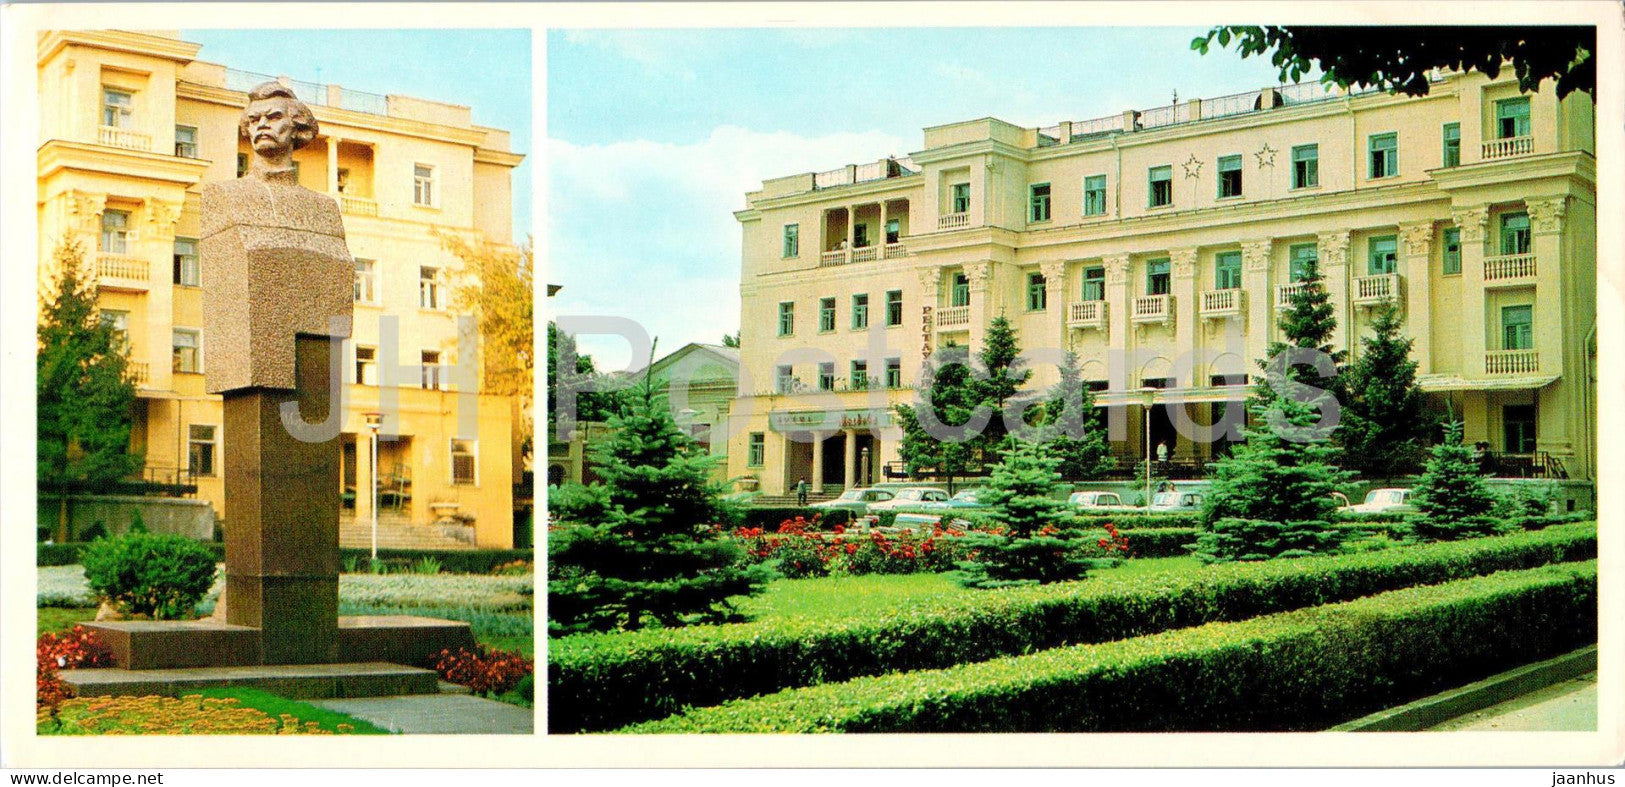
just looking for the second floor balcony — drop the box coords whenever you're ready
[1067,300,1107,330]
[98,125,152,152]
[1484,253,1537,285]
[1482,135,1534,160]
[1199,289,1245,320]
[1353,274,1402,308]
[1131,294,1173,326]
[936,305,971,328]
[1275,281,1313,310]
[97,252,150,290]
[1486,349,1539,375]
[938,212,969,230]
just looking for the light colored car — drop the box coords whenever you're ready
[809,487,896,514]
[1067,491,1136,511]
[1148,490,1205,512]
[1341,488,1418,514]
[866,486,951,513]
[920,487,989,512]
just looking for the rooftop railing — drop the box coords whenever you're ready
[221,68,391,117]
[811,156,920,191]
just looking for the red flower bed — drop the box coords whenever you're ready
[732,517,972,576]
[37,626,113,712]
[432,645,534,696]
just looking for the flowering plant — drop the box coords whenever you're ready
[37,626,113,712]
[432,645,534,696]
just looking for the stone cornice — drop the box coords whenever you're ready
[177,82,490,149]
[907,138,1031,167]
[38,139,209,187]
[39,30,200,67]
[1427,151,1595,193]
[473,148,526,168]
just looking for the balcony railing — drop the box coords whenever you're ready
[127,361,150,387]
[820,250,848,267]
[884,243,908,259]
[1275,281,1313,310]
[1131,294,1173,325]
[1067,300,1107,329]
[1200,288,1245,319]
[936,305,971,327]
[1482,136,1533,160]
[939,213,969,230]
[1486,349,1539,375]
[98,126,152,151]
[1484,253,1536,283]
[96,252,149,287]
[851,246,879,263]
[1353,274,1401,307]
[338,194,379,217]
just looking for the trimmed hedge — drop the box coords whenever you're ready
[628,561,1597,732]
[40,541,223,567]
[549,522,1596,732]
[736,507,854,530]
[1111,528,1197,558]
[39,542,530,575]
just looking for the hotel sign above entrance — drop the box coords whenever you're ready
[768,408,895,433]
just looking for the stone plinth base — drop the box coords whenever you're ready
[59,661,439,700]
[83,615,477,671]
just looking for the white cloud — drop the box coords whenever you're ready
[545,125,910,371]
[558,30,697,81]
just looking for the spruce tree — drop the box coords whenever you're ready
[37,240,142,540]
[1340,299,1433,479]
[547,353,771,634]
[973,315,1033,452]
[1257,257,1345,409]
[894,343,982,493]
[1411,420,1501,540]
[1044,351,1111,480]
[957,432,1109,588]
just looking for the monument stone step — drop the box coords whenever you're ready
[59,660,439,700]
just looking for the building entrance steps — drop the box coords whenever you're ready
[58,660,439,700]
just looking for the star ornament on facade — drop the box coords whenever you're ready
[1182,154,1203,179]
[1256,143,1278,168]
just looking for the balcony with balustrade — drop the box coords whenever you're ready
[938,212,969,230]
[1275,281,1312,310]
[98,126,152,152]
[1199,289,1245,320]
[1482,136,1534,161]
[1131,294,1173,326]
[935,305,971,329]
[818,200,910,267]
[96,252,150,291]
[1485,349,1539,375]
[1352,274,1402,308]
[1067,300,1107,330]
[1484,253,1537,286]
[127,361,151,388]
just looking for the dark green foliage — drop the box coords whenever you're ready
[735,507,853,531]
[1042,351,1111,480]
[1340,300,1433,478]
[40,541,226,567]
[1190,518,1347,563]
[546,322,628,439]
[1201,394,1353,530]
[894,344,983,492]
[630,562,1596,732]
[548,364,772,634]
[37,240,143,539]
[1254,257,1344,410]
[957,435,1109,588]
[1411,421,1500,540]
[972,316,1032,448]
[80,532,219,619]
[1193,25,1595,99]
[547,523,1594,732]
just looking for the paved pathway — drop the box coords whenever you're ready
[313,694,534,734]
[1428,672,1597,731]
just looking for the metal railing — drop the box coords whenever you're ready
[1486,349,1539,375]
[1136,103,1193,129]
[1479,450,1567,479]
[98,126,151,151]
[1068,300,1106,328]
[1485,253,1537,282]
[1203,89,1261,120]
[936,305,971,326]
[1068,114,1126,140]
[1483,136,1534,160]
[1276,81,1340,105]
[221,68,390,116]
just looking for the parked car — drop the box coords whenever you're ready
[1340,488,1418,514]
[920,487,989,512]
[1067,491,1136,511]
[1148,490,1204,512]
[866,487,951,513]
[809,487,896,514]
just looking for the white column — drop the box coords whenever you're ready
[1400,221,1435,372]
[1452,205,1490,378]
[1316,230,1353,356]
[842,429,858,489]
[811,432,826,493]
[1103,254,1131,390]
[879,201,889,258]
[326,136,339,194]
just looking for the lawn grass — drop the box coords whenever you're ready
[39,688,390,735]
[192,687,391,733]
[38,606,96,637]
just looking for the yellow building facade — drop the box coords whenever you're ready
[37,30,526,547]
[729,71,1596,496]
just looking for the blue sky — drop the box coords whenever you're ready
[548,27,1306,370]
[182,29,531,243]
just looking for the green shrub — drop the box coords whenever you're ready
[336,547,532,575]
[80,532,219,619]
[627,562,1596,732]
[1105,528,1198,558]
[548,522,1595,732]
[957,437,1111,589]
[1411,421,1498,539]
[738,507,853,530]
[1189,518,1347,563]
[413,556,443,575]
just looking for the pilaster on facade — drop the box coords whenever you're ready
[1240,239,1273,363]
[1103,254,1131,389]
[965,259,994,348]
[1169,247,1198,351]
[1452,204,1491,377]
[1316,229,1352,354]
[1399,221,1434,371]
[1528,196,1567,383]
[1039,258,1067,350]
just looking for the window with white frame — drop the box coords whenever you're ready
[172,328,201,373]
[778,301,795,336]
[783,224,799,258]
[419,266,442,309]
[775,364,794,393]
[102,88,133,128]
[188,424,217,477]
[450,438,477,485]
[100,209,131,253]
[175,125,199,158]
[355,345,377,385]
[173,238,199,286]
[355,259,378,304]
[818,362,836,391]
[412,164,436,206]
[421,350,443,390]
[1368,133,1398,179]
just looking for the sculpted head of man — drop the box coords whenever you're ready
[238,81,318,174]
